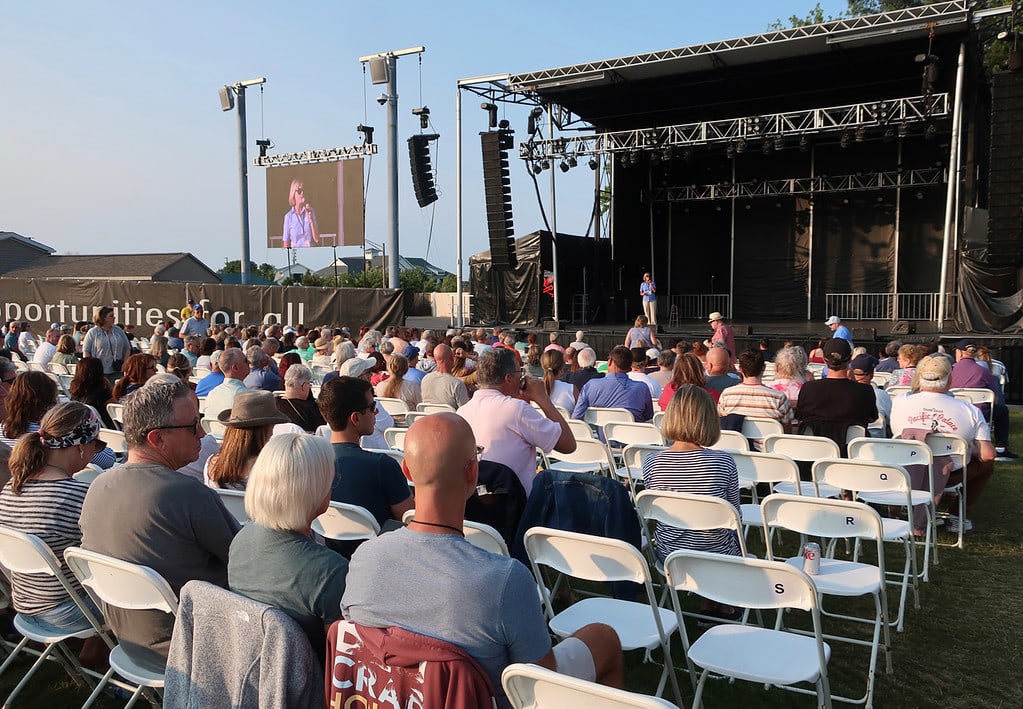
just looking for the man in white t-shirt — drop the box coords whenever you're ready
[32,328,61,367]
[627,348,661,400]
[889,355,995,533]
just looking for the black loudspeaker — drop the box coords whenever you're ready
[891,321,914,336]
[852,327,877,342]
[408,134,439,208]
[987,71,1023,265]
[481,129,517,270]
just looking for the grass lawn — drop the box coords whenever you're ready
[1,412,1022,707]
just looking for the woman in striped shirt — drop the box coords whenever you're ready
[0,401,107,664]
[642,384,741,621]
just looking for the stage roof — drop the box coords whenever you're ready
[506,1,976,130]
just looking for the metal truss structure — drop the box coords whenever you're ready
[507,1,971,89]
[651,167,946,203]
[517,94,950,162]
[253,143,377,168]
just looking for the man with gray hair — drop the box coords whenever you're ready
[566,346,602,394]
[31,327,61,367]
[569,330,590,352]
[650,349,676,389]
[243,346,282,392]
[80,379,239,672]
[456,347,575,495]
[204,347,252,421]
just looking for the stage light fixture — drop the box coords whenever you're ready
[998,30,1016,41]
[925,124,938,140]
[682,146,694,162]
[661,146,673,161]
[255,138,272,158]
[540,158,551,171]
[761,140,772,155]
[527,107,544,135]
[619,153,629,168]
[588,157,598,170]
[629,151,641,165]
[357,124,375,144]
[736,138,747,154]
[566,155,578,168]
[883,127,895,142]
[725,143,736,159]
[479,102,497,129]
[533,162,543,175]
[799,135,809,152]
[840,131,851,148]
[773,135,784,151]
[897,123,908,138]
[559,160,570,173]
[855,126,866,142]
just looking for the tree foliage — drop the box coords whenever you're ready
[218,260,277,282]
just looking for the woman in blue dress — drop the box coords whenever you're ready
[282,179,319,248]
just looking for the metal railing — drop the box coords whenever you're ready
[825,292,957,321]
[670,294,731,320]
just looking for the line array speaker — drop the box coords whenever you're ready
[481,129,517,270]
[408,134,440,208]
[987,71,1023,265]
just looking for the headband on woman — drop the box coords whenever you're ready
[37,408,101,449]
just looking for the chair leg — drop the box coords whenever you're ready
[3,641,59,708]
[80,666,116,709]
[692,668,711,709]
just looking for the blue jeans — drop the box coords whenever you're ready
[29,596,102,635]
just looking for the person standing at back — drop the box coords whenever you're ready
[639,272,657,326]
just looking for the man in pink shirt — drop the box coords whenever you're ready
[457,348,575,495]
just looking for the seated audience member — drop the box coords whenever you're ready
[544,332,564,353]
[659,352,718,410]
[848,354,891,437]
[166,326,184,351]
[717,349,794,430]
[31,328,61,367]
[111,353,159,401]
[69,357,115,428]
[80,379,240,672]
[341,413,622,706]
[875,340,901,373]
[181,336,201,368]
[149,336,170,368]
[194,350,225,397]
[627,348,662,400]
[243,346,282,392]
[205,391,289,490]
[703,347,739,395]
[0,357,17,421]
[523,344,544,378]
[758,338,776,363]
[569,330,590,353]
[51,336,79,368]
[275,364,326,432]
[643,385,741,620]
[795,338,877,455]
[950,339,1016,461]
[374,353,421,411]
[0,402,108,665]
[166,353,194,389]
[457,348,575,496]
[541,349,575,411]
[420,344,469,410]
[317,376,413,537]
[228,433,348,662]
[565,347,602,393]
[808,338,826,364]
[650,350,676,389]
[195,338,217,371]
[203,348,251,421]
[890,355,996,534]
[769,345,811,408]
[573,346,653,423]
[889,343,925,387]
[624,315,659,349]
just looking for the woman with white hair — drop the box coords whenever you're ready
[275,363,326,432]
[228,434,348,662]
[770,345,812,407]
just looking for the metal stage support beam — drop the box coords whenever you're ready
[518,94,950,163]
[253,144,377,168]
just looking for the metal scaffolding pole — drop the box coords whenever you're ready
[548,104,560,324]
[938,42,966,331]
[455,86,464,326]
[386,56,399,289]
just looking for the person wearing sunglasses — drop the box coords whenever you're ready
[281,179,319,248]
[79,378,240,674]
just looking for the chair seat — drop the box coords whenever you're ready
[881,517,912,541]
[549,598,678,652]
[783,557,882,596]
[109,646,166,687]
[740,504,763,527]
[12,613,96,643]
[688,623,831,686]
[858,490,930,507]
[613,465,643,482]
[774,481,841,498]
[548,461,606,475]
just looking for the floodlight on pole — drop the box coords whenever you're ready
[219,76,267,285]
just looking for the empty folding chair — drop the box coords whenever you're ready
[813,458,920,632]
[740,417,785,451]
[502,662,677,709]
[214,488,248,525]
[523,527,682,705]
[581,407,634,438]
[761,494,891,708]
[106,403,125,431]
[707,429,749,453]
[64,547,179,708]
[762,433,841,498]
[0,528,115,707]
[47,362,70,375]
[885,385,911,398]
[663,549,832,708]
[603,421,664,460]
[566,419,597,442]
[731,450,801,543]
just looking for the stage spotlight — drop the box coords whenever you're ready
[897,123,908,138]
[840,131,851,148]
[725,143,736,159]
[681,146,693,162]
[619,153,629,168]
[629,151,641,165]
[479,102,497,129]
[883,127,896,142]
[588,157,598,170]
[925,124,938,140]
[799,135,809,152]
[736,138,747,154]
[773,135,784,151]
[998,30,1016,41]
[540,158,551,171]
[567,155,578,168]
[527,107,544,135]
[532,162,543,175]
[559,160,569,173]
[649,151,661,165]
[661,146,673,161]
[761,140,772,155]
[915,190,924,200]
[855,126,866,142]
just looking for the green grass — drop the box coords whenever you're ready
[2,413,1022,708]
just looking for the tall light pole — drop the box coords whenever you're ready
[219,77,266,285]
[359,47,424,289]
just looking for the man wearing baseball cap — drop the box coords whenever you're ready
[825,315,853,345]
[795,337,876,455]
[400,345,426,385]
[848,354,891,437]
[950,339,1015,461]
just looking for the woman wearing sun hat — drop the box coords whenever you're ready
[204,391,290,490]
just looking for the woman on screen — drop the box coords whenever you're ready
[282,179,319,248]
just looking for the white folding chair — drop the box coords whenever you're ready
[652,411,665,431]
[523,527,682,705]
[57,373,75,399]
[708,429,749,452]
[214,488,248,525]
[382,427,407,451]
[531,401,571,421]
[950,388,995,424]
[64,547,178,708]
[870,373,890,388]
[502,662,677,709]
[813,458,920,632]
[0,528,115,707]
[761,495,891,708]
[847,437,938,579]
[73,464,105,485]
[566,419,597,441]
[581,407,634,436]
[105,403,125,431]
[26,361,46,372]
[762,433,842,498]
[545,438,615,477]
[731,450,802,543]
[620,444,665,501]
[417,402,456,414]
[99,428,128,464]
[603,421,664,459]
[402,411,428,428]
[376,397,409,418]
[363,448,405,467]
[400,511,509,557]
[311,501,381,543]
[924,433,971,551]
[200,418,227,441]
[740,417,785,450]
[663,550,832,708]
[885,385,911,398]
[315,424,332,440]
[47,362,70,375]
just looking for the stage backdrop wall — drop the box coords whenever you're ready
[0,279,403,332]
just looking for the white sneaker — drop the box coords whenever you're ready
[945,517,973,533]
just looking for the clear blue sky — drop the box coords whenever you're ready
[0,1,849,278]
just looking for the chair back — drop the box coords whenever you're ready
[311,501,381,542]
[63,547,177,615]
[463,520,510,557]
[403,411,427,428]
[651,411,665,430]
[383,427,407,451]
[99,427,128,462]
[363,448,404,467]
[762,433,840,462]
[886,385,911,398]
[417,402,456,414]
[870,373,890,388]
[523,527,650,584]
[582,407,633,429]
[47,362,70,375]
[546,438,615,474]
[708,429,749,452]
[950,387,995,418]
[566,419,596,441]
[731,450,801,489]
[813,458,912,500]
[106,403,125,430]
[214,488,248,524]
[200,418,228,440]
[376,397,409,416]
[847,437,933,470]
[0,525,67,578]
[502,663,677,709]
[635,490,747,557]
[924,432,970,470]
[73,463,104,485]
[603,421,665,447]
[761,493,884,542]
[740,417,785,441]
